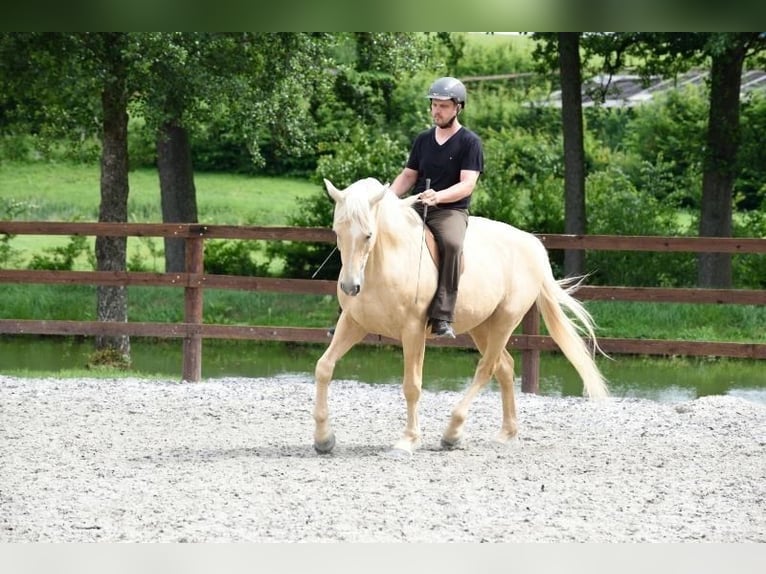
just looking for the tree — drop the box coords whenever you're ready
[697,36,753,287]
[269,33,435,280]
[558,33,587,277]
[624,33,766,287]
[540,32,766,287]
[531,32,591,277]
[0,32,136,359]
[132,33,336,272]
[94,33,132,358]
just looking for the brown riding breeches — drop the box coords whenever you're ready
[414,205,469,322]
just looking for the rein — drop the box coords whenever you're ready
[414,178,430,303]
[311,246,338,279]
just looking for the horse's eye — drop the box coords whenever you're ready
[366,233,373,240]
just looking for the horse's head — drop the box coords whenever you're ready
[324,178,387,296]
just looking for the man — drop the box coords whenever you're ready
[389,76,484,338]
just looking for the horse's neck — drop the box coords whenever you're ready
[374,197,422,252]
[366,197,423,281]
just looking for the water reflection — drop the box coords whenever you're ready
[1,337,764,405]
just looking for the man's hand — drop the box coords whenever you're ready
[419,189,439,207]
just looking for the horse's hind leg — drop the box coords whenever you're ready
[441,321,513,448]
[314,312,367,454]
[494,349,518,443]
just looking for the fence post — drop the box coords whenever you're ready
[182,236,204,382]
[521,304,540,394]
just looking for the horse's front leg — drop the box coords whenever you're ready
[314,312,367,454]
[390,332,427,456]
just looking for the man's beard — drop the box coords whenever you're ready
[435,113,458,129]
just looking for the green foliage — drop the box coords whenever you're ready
[266,187,337,280]
[733,208,766,288]
[586,168,696,287]
[467,89,560,138]
[450,33,538,77]
[0,134,43,162]
[28,235,93,271]
[0,197,26,267]
[584,105,635,152]
[267,125,410,280]
[2,32,765,291]
[472,127,564,233]
[314,124,408,188]
[736,93,766,210]
[329,33,435,125]
[586,166,677,234]
[0,232,18,268]
[127,237,163,272]
[126,114,156,170]
[621,86,707,207]
[189,108,264,174]
[203,240,269,277]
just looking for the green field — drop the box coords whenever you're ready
[1,160,764,346]
[0,161,320,270]
[1,161,319,223]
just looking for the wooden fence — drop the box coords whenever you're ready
[1,221,764,391]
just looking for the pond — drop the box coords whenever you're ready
[2,336,765,405]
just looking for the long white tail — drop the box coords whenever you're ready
[536,275,609,399]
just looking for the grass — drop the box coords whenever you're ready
[587,301,766,343]
[1,161,319,224]
[1,159,764,344]
[0,160,320,269]
[1,282,763,344]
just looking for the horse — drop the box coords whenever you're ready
[313,177,608,456]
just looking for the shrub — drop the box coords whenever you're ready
[268,125,410,280]
[0,197,27,268]
[28,235,93,271]
[733,207,766,288]
[621,87,707,208]
[472,127,564,233]
[736,93,766,210]
[204,240,269,277]
[586,168,695,287]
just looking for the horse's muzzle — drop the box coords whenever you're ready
[340,282,361,296]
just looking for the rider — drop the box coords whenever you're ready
[389,76,484,338]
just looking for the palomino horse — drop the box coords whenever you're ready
[314,177,608,456]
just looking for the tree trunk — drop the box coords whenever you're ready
[698,41,746,288]
[157,121,198,272]
[558,33,587,278]
[95,36,130,359]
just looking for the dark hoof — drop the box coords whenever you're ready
[440,436,462,450]
[314,434,336,454]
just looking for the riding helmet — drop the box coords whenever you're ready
[426,76,467,107]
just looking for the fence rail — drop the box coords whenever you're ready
[1,221,764,390]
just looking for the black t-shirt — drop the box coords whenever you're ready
[405,126,484,210]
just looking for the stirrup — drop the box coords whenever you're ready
[430,319,455,339]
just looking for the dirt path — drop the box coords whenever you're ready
[1,375,764,542]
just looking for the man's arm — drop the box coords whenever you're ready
[420,169,480,206]
[389,167,418,197]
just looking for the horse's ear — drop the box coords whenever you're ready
[324,179,343,203]
[369,183,388,206]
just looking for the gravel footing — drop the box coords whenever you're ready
[1,375,764,542]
